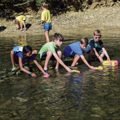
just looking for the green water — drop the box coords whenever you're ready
[0,36,120,120]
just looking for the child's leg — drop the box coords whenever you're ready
[20,22,23,30]
[44,31,50,42]
[55,50,62,70]
[71,55,80,67]
[15,20,20,29]
[44,51,52,71]
[10,50,15,69]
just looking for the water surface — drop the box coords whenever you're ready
[0,35,120,120]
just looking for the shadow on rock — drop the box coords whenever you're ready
[26,23,32,31]
[0,26,6,32]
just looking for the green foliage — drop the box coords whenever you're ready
[35,0,45,7]
[0,0,120,18]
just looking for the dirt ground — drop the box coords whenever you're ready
[0,7,120,38]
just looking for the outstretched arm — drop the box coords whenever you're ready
[102,48,111,61]
[53,53,72,72]
[19,58,36,77]
[93,48,103,63]
[80,55,96,70]
[33,60,47,75]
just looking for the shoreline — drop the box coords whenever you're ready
[0,7,120,38]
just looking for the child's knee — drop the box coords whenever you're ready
[32,50,37,54]
[47,51,52,56]
[11,50,14,54]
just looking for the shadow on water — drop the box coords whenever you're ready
[0,26,6,32]
[0,36,120,120]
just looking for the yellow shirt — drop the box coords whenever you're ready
[41,9,51,23]
[16,15,26,23]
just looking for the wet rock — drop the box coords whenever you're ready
[15,97,28,103]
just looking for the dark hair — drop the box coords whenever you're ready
[80,37,88,46]
[23,45,32,54]
[94,29,101,36]
[53,33,64,42]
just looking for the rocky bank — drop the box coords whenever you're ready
[0,7,120,38]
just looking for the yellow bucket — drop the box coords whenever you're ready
[102,60,118,67]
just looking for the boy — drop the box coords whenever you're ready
[38,33,72,73]
[10,45,49,78]
[14,15,26,31]
[63,38,96,70]
[85,29,111,63]
[41,2,52,42]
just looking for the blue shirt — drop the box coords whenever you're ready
[69,42,83,56]
[13,46,36,64]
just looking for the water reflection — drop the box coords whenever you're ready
[14,33,27,46]
[0,36,120,120]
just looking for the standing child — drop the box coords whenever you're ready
[85,29,111,63]
[14,15,26,31]
[10,45,49,78]
[63,38,96,70]
[38,33,72,73]
[41,2,52,42]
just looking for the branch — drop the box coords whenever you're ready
[13,0,34,7]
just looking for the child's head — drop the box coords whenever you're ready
[41,2,49,9]
[80,37,88,49]
[53,33,64,47]
[23,45,32,57]
[93,29,101,42]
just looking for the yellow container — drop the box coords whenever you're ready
[102,60,118,67]
[96,66,103,70]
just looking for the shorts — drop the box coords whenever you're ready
[64,46,75,58]
[13,46,23,52]
[40,52,55,61]
[43,23,52,31]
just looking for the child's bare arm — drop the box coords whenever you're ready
[19,58,36,77]
[80,55,96,70]
[33,60,47,75]
[102,48,110,61]
[93,48,103,63]
[53,53,71,72]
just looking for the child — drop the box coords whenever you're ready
[38,33,72,73]
[41,2,52,42]
[14,15,26,31]
[85,29,111,63]
[63,38,96,70]
[10,45,49,78]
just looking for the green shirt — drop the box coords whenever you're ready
[39,42,56,58]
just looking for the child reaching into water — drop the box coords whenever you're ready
[10,45,49,78]
[85,29,111,63]
[38,33,72,73]
[41,2,52,42]
[63,38,97,70]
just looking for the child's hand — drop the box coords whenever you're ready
[67,67,72,73]
[31,73,37,78]
[89,66,97,70]
[43,73,50,78]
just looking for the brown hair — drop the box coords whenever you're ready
[94,29,101,36]
[42,2,49,9]
[53,33,64,42]
[80,37,88,47]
